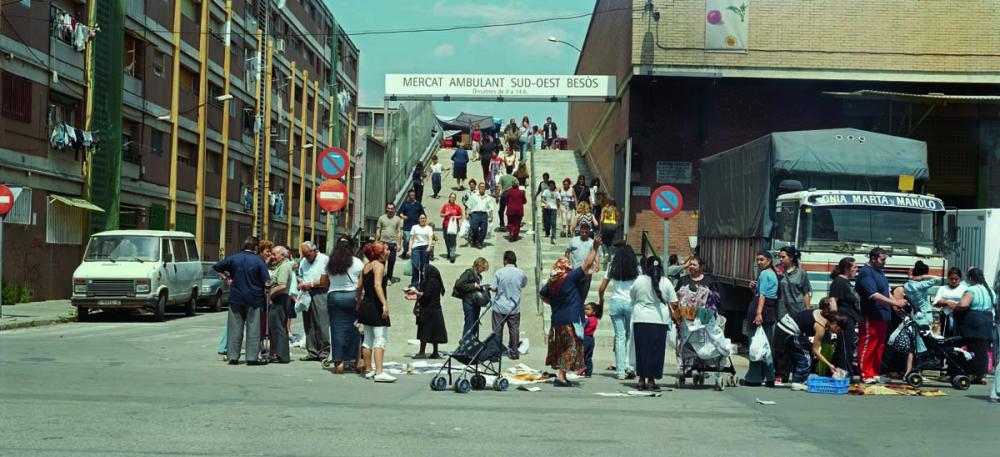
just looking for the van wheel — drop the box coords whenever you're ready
[185,291,197,317]
[154,294,167,322]
[209,291,222,312]
[77,307,89,322]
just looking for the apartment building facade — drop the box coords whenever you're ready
[0,0,360,300]
[570,0,1000,259]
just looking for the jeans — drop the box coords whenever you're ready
[772,328,811,383]
[519,141,527,162]
[444,233,457,259]
[401,231,411,256]
[409,245,429,288]
[542,208,557,239]
[583,335,595,376]
[470,212,488,246]
[744,322,775,384]
[431,173,442,197]
[462,300,481,339]
[609,298,633,377]
[327,290,359,363]
[217,327,228,354]
[386,242,398,279]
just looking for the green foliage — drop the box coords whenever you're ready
[1,282,33,305]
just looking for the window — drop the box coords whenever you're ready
[124,35,145,80]
[153,51,165,77]
[180,67,198,94]
[207,151,221,174]
[180,0,199,22]
[177,141,196,166]
[185,239,200,261]
[48,99,81,131]
[151,130,164,155]
[210,16,224,42]
[46,198,85,245]
[161,239,171,261]
[208,82,223,107]
[171,239,189,262]
[2,72,33,123]
[228,158,237,180]
[3,187,32,225]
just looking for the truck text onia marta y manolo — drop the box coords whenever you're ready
[697,128,947,325]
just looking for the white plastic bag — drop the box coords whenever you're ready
[446,217,459,235]
[748,326,771,362]
[458,219,470,238]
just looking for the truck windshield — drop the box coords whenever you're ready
[799,206,939,255]
[84,236,160,262]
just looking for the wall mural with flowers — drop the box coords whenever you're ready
[705,0,749,52]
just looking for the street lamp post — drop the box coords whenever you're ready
[547,36,581,53]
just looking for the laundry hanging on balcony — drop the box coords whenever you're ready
[53,11,100,52]
[49,122,99,151]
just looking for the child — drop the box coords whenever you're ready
[579,302,603,377]
[429,155,448,199]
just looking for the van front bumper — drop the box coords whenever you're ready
[71,296,158,309]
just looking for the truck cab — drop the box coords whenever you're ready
[772,190,948,294]
[71,230,202,322]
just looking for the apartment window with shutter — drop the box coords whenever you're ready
[151,130,164,155]
[46,198,85,245]
[153,51,165,77]
[2,72,33,123]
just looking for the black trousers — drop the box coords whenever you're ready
[268,294,290,362]
[542,208,557,238]
[835,315,859,377]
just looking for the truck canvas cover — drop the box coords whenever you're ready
[699,128,929,238]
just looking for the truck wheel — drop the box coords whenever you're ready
[154,294,167,322]
[185,291,197,317]
[77,307,89,322]
[209,291,222,312]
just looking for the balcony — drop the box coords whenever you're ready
[125,1,145,21]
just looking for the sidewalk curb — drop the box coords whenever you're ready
[0,315,76,331]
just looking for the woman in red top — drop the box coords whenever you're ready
[440,193,464,263]
[505,182,528,241]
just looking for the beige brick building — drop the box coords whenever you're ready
[571,0,1000,262]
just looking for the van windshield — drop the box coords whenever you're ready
[85,236,160,262]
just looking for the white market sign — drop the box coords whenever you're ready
[385,74,616,100]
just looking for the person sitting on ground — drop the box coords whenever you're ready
[773,296,848,391]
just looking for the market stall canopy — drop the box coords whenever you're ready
[49,195,105,212]
[436,112,496,131]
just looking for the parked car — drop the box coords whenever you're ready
[71,230,202,322]
[198,261,229,312]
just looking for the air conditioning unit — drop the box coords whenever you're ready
[274,38,285,54]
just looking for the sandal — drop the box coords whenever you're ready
[637,383,647,391]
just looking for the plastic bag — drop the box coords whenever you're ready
[458,219,470,238]
[403,260,413,277]
[446,217,459,235]
[748,326,771,362]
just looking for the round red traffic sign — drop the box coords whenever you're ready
[317,147,349,180]
[0,185,14,217]
[650,185,683,219]
[316,179,348,212]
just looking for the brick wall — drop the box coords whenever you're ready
[632,0,1000,76]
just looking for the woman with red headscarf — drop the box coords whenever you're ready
[540,237,601,386]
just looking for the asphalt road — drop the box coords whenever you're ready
[1,310,996,457]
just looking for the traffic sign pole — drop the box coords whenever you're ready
[649,185,684,263]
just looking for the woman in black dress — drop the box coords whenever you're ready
[357,242,395,383]
[414,264,448,358]
[828,257,861,378]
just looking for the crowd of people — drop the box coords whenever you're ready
[208,113,997,402]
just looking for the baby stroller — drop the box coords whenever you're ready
[674,287,738,390]
[893,313,974,390]
[429,293,512,393]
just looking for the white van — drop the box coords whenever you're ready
[71,230,202,321]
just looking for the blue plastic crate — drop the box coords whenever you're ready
[806,375,850,395]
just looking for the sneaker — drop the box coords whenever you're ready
[364,371,376,380]
[863,377,879,385]
[615,374,627,381]
[374,373,397,383]
[790,382,807,391]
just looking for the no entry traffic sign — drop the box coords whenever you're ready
[0,185,14,217]
[316,179,348,212]
[318,147,349,180]
[650,185,683,219]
